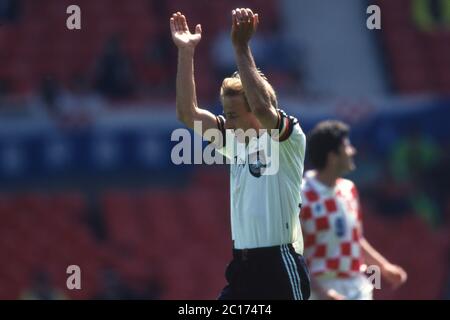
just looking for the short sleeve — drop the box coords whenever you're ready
[275,109,300,142]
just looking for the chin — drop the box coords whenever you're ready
[341,164,355,176]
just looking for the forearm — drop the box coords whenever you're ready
[234,45,273,114]
[176,48,198,127]
[360,238,391,270]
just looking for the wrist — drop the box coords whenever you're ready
[178,47,195,56]
[233,43,250,54]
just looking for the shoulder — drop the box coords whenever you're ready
[276,109,304,143]
[337,178,359,198]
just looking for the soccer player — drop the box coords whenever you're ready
[170,8,310,300]
[300,120,407,300]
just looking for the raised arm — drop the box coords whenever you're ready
[170,12,218,135]
[231,8,279,130]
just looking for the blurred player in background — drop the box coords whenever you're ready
[300,120,407,299]
[170,8,310,299]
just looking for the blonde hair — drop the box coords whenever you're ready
[220,77,246,101]
[220,71,278,109]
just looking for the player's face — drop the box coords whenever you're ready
[223,95,260,134]
[336,138,357,174]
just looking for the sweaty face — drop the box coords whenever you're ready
[335,138,357,174]
[222,95,260,136]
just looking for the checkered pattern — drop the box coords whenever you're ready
[300,174,364,278]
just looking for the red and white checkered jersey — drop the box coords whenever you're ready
[300,171,364,278]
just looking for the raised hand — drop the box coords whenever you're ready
[170,12,202,50]
[231,8,259,49]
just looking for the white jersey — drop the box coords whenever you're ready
[216,110,306,250]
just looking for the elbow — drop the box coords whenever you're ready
[176,109,186,122]
[252,103,272,118]
[176,112,189,125]
[250,92,274,116]
[176,108,194,127]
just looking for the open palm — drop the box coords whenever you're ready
[170,12,202,49]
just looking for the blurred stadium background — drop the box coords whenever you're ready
[0,0,449,300]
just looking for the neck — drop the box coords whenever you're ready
[315,167,339,188]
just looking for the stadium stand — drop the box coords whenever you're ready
[0,0,449,300]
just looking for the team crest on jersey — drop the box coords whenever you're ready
[248,151,267,178]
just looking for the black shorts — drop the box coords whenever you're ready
[218,244,311,300]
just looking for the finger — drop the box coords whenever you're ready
[195,24,202,35]
[172,13,178,31]
[241,8,249,21]
[246,8,254,22]
[180,14,189,32]
[173,13,181,31]
[254,13,259,31]
[240,8,250,25]
[236,8,243,23]
[170,17,176,34]
[176,15,184,32]
[232,10,238,28]
[174,12,182,31]
[177,12,185,30]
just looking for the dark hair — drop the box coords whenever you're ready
[307,120,350,169]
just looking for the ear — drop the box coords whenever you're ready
[327,151,337,165]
